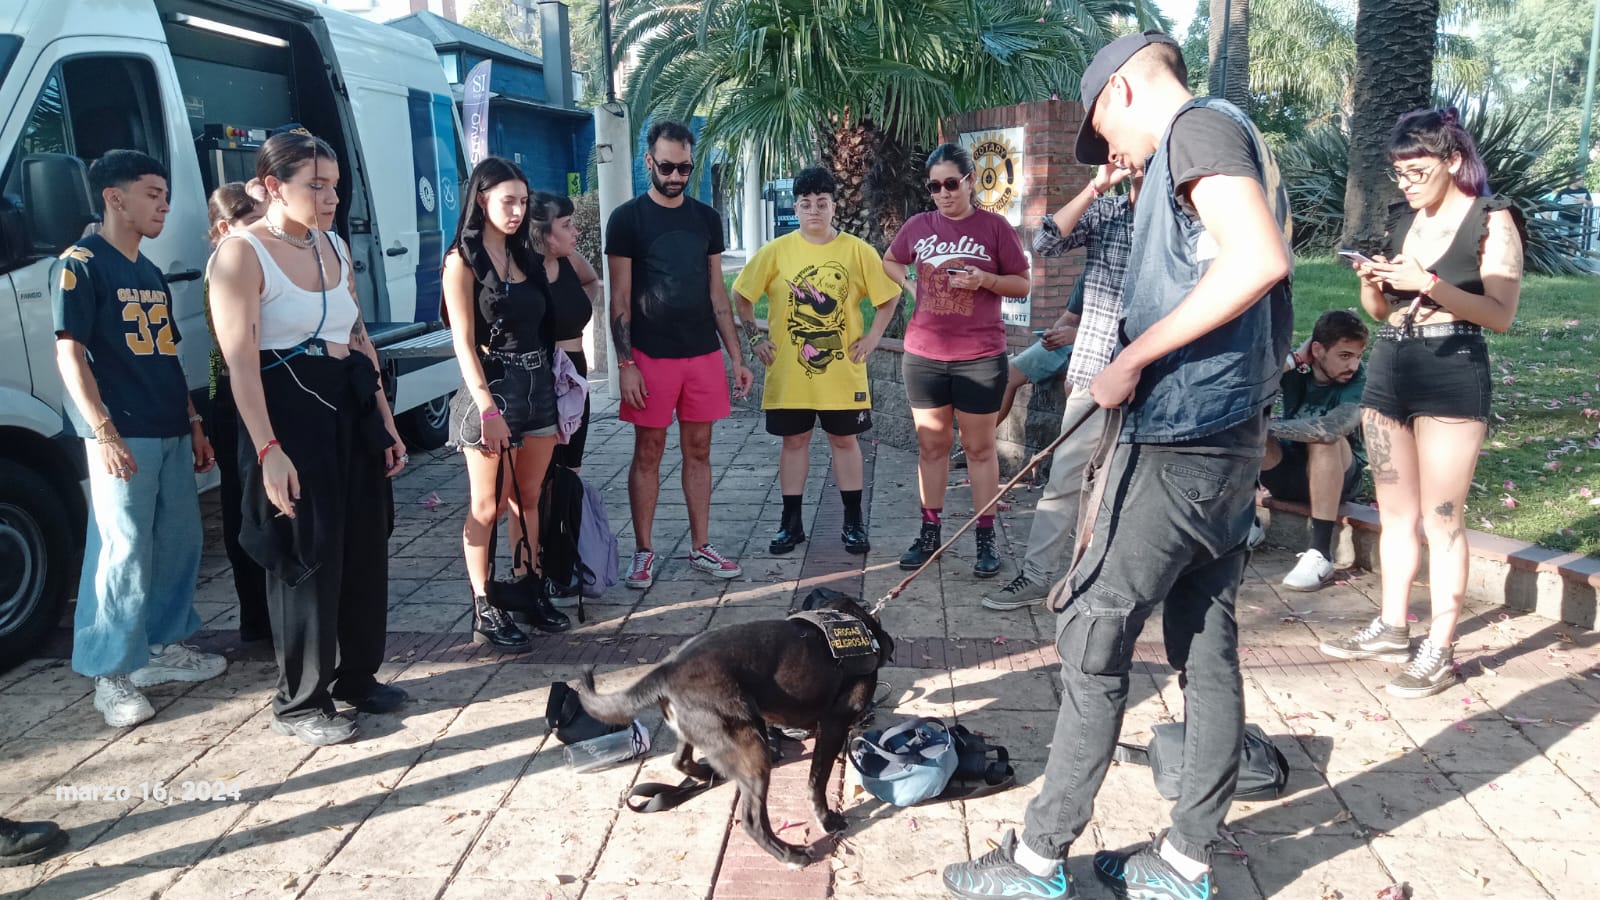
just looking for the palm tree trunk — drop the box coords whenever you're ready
[1340,0,1439,251]
[1207,0,1251,108]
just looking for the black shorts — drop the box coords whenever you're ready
[1259,440,1363,504]
[902,351,1007,414]
[765,408,873,437]
[1362,331,1491,424]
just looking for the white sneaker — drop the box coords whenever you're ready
[129,642,228,687]
[94,675,155,727]
[1282,549,1334,592]
[1247,516,1266,550]
[689,543,742,579]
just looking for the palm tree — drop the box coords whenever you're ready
[1340,0,1440,251]
[611,0,1165,248]
[1208,0,1251,107]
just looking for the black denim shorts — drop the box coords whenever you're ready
[1361,332,1492,424]
[902,351,1007,414]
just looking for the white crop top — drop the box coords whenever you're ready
[235,230,361,350]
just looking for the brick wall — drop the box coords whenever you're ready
[736,99,1099,475]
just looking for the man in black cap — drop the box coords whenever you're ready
[941,31,1292,900]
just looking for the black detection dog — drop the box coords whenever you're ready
[576,589,894,866]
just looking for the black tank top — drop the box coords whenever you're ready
[1381,194,1521,313]
[471,277,547,353]
[546,256,592,342]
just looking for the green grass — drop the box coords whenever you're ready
[1291,256,1599,556]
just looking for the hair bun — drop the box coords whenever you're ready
[1440,107,1461,127]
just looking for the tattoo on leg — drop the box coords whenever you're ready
[1446,525,1465,551]
[1434,500,1454,518]
[1365,414,1400,485]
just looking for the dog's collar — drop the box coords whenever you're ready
[788,609,880,661]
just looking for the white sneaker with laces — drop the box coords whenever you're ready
[94,675,155,727]
[1282,549,1334,592]
[130,642,227,687]
[689,543,742,579]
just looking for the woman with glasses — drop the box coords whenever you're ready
[1318,108,1524,700]
[883,143,1031,577]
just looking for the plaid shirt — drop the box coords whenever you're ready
[1032,194,1134,389]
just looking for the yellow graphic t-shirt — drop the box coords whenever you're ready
[733,231,901,410]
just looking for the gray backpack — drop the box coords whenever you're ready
[1114,722,1291,801]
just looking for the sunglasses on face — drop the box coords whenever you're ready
[653,159,694,177]
[926,175,969,194]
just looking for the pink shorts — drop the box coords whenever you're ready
[620,349,732,429]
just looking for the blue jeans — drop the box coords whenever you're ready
[72,436,203,678]
[1022,437,1259,864]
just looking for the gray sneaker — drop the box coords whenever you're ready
[271,712,358,746]
[982,572,1048,611]
[1386,637,1457,699]
[1319,616,1411,662]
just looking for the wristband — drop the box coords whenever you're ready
[189,413,203,425]
[480,407,502,421]
[1089,182,1105,198]
[1420,273,1440,296]
[257,439,280,464]
[617,359,636,368]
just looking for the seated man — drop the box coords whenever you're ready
[996,278,1082,426]
[1261,309,1369,591]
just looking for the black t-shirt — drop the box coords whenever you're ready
[1166,107,1262,221]
[605,193,726,359]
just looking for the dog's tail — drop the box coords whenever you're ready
[574,664,670,725]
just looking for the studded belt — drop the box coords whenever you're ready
[1376,321,1482,341]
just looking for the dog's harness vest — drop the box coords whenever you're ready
[788,609,880,674]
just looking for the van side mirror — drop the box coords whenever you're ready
[21,153,97,254]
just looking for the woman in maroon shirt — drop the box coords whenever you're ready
[884,143,1031,578]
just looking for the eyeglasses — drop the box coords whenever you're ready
[1386,162,1441,186]
[652,159,694,177]
[925,175,969,194]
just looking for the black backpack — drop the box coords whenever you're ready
[538,464,587,610]
[545,681,624,745]
[1114,722,1291,801]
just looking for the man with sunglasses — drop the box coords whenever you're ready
[941,31,1292,900]
[606,120,753,589]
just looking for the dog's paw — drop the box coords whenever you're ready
[817,810,848,834]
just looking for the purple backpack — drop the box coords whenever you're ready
[577,477,619,599]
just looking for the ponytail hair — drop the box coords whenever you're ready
[1388,107,1490,197]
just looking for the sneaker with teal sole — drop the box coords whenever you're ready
[1093,843,1216,900]
[942,829,1075,899]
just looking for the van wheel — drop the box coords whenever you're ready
[0,461,71,673]
[399,392,453,451]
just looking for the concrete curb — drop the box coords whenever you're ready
[1260,498,1598,630]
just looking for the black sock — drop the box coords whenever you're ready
[840,489,863,518]
[1310,518,1336,559]
[782,494,803,518]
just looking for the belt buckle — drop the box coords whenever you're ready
[305,340,326,357]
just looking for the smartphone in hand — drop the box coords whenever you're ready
[943,266,968,276]
[1337,249,1375,267]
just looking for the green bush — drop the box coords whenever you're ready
[1278,104,1592,275]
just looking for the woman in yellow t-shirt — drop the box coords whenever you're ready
[733,167,902,556]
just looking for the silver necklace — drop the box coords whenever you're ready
[266,221,316,248]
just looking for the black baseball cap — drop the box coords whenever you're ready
[1075,30,1181,165]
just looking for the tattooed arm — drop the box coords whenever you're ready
[1270,401,1361,445]
[1370,209,1523,332]
[607,254,647,408]
[708,254,753,398]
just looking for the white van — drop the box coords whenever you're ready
[0,0,465,667]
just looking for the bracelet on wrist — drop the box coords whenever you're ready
[617,359,636,368]
[1421,273,1440,296]
[257,439,280,464]
[1089,182,1105,198]
[480,407,502,421]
